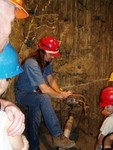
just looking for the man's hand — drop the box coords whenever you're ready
[4,104,25,136]
[60,90,72,99]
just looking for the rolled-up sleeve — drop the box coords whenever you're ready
[26,59,45,87]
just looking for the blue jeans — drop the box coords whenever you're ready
[15,89,63,150]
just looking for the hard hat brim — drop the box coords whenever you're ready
[0,68,23,79]
[50,52,60,57]
[100,102,108,107]
[8,0,29,19]
[8,67,23,78]
[0,42,23,79]
[100,101,113,107]
[39,43,60,57]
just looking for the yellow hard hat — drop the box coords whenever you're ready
[8,0,29,19]
[109,72,113,81]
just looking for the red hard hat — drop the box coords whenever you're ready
[100,86,113,107]
[38,36,60,57]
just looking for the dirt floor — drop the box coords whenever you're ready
[40,124,97,150]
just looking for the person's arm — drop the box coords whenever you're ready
[103,133,113,149]
[3,111,29,150]
[39,83,63,98]
[0,99,25,136]
[27,60,72,99]
[96,132,105,150]
[47,74,72,98]
[38,74,72,99]
[47,74,61,92]
[8,135,29,150]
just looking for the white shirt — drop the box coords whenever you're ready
[0,110,12,150]
[100,113,113,136]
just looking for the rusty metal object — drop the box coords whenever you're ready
[58,93,88,150]
[64,94,88,115]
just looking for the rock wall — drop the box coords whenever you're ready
[4,0,113,138]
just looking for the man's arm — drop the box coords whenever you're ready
[47,74,61,92]
[1,110,29,150]
[8,135,29,150]
[0,99,25,136]
[103,133,113,149]
[39,83,63,98]
[39,74,72,99]
[96,133,105,150]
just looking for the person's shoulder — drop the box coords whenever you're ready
[24,58,38,66]
[25,58,35,63]
[105,113,113,122]
[109,113,113,117]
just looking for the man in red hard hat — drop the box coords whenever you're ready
[15,36,76,150]
[38,36,60,57]
[96,86,113,150]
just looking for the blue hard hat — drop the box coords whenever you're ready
[0,42,23,79]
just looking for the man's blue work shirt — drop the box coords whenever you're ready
[16,58,52,92]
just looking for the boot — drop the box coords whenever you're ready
[53,134,76,149]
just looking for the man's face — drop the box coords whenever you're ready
[105,104,113,113]
[0,79,9,95]
[44,53,55,62]
[0,0,15,49]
